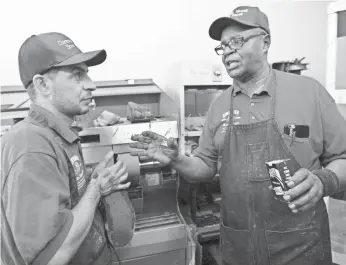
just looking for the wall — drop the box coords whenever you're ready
[336,37,346,90]
[0,0,333,87]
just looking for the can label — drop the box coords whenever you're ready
[265,159,292,197]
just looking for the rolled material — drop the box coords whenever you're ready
[102,191,135,248]
[100,155,139,248]
[118,154,140,187]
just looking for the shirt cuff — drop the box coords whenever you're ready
[32,210,74,265]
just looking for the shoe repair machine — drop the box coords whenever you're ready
[0,60,232,265]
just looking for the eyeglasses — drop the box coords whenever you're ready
[214,32,268,55]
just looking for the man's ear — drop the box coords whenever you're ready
[32,74,53,97]
[263,34,271,53]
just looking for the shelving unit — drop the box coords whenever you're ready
[0,79,168,123]
[155,60,232,155]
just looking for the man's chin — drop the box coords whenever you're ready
[75,105,90,116]
[227,69,243,79]
[227,69,242,78]
[79,108,90,115]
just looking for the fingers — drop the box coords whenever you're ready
[111,172,128,185]
[131,131,166,142]
[162,147,179,156]
[267,168,324,214]
[101,182,131,196]
[91,166,108,179]
[98,160,126,181]
[141,131,163,140]
[281,170,324,213]
[131,135,153,144]
[284,178,312,201]
[288,188,317,212]
[129,150,149,157]
[109,160,127,177]
[116,182,131,190]
[129,142,149,150]
[101,172,128,192]
[99,162,129,193]
[98,150,114,168]
[286,168,309,188]
[288,177,323,212]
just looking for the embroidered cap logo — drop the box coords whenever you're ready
[230,8,248,17]
[57,39,76,50]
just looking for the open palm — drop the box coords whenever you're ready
[129,131,179,165]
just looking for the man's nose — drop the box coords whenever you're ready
[223,46,237,56]
[83,76,97,91]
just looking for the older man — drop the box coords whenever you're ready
[1,32,132,265]
[130,6,346,265]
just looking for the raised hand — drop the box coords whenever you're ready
[91,151,131,196]
[129,131,180,165]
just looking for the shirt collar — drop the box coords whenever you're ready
[28,104,79,143]
[233,67,274,97]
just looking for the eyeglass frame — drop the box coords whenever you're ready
[214,32,269,55]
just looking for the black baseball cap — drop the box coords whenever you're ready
[18,32,107,88]
[209,6,270,41]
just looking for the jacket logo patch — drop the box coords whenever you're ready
[221,111,230,133]
[70,155,86,191]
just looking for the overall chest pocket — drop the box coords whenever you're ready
[247,141,270,181]
[282,134,313,169]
